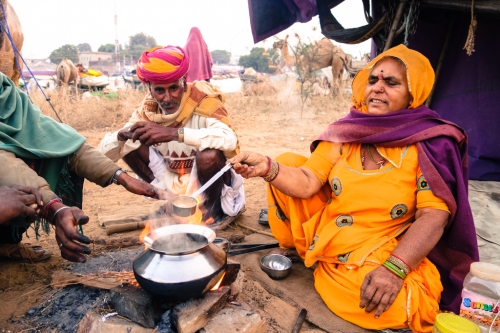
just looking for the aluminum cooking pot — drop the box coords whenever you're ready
[133,224,227,302]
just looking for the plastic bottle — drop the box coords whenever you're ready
[460,262,500,333]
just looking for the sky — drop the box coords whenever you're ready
[10,0,372,61]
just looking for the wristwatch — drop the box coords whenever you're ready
[111,169,126,185]
[178,128,184,143]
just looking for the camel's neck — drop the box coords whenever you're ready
[280,42,296,66]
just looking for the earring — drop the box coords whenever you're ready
[361,101,366,105]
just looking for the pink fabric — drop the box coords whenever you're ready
[136,46,190,84]
[184,27,213,82]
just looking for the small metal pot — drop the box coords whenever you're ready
[260,254,292,280]
[171,196,197,217]
[133,224,227,302]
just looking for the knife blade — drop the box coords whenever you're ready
[191,163,232,198]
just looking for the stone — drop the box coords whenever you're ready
[200,307,266,333]
[229,270,245,301]
[109,283,163,328]
[172,286,231,333]
[76,309,155,333]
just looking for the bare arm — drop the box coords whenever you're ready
[228,151,323,198]
[391,208,449,268]
[360,208,449,318]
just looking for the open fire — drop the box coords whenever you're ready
[211,272,226,290]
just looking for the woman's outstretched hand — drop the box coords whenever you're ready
[359,266,403,319]
[228,152,269,179]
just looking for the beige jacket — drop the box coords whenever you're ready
[0,143,119,209]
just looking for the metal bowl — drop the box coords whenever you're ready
[172,196,197,217]
[260,254,292,280]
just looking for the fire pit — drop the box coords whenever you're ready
[23,248,242,332]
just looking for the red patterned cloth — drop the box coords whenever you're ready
[184,27,213,82]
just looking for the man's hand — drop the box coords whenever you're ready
[359,266,403,319]
[116,172,166,199]
[0,185,43,224]
[53,206,91,263]
[117,127,134,141]
[129,121,178,146]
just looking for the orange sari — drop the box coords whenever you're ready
[267,142,448,332]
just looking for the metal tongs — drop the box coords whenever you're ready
[214,237,280,257]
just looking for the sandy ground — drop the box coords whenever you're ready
[0,83,351,331]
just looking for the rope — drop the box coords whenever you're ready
[235,221,275,237]
[0,2,63,123]
[403,2,413,46]
[463,0,477,56]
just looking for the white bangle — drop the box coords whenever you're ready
[52,206,70,224]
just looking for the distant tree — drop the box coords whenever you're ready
[210,50,231,64]
[238,47,273,73]
[49,44,79,64]
[98,43,116,52]
[77,43,92,52]
[126,33,157,60]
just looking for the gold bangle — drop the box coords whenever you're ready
[262,158,279,182]
[386,255,411,275]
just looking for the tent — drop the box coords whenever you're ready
[248,0,500,181]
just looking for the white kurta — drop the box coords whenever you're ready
[98,114,245,216]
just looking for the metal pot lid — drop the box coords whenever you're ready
[144,224,216,254]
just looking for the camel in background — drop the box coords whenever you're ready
[273,36,352,93]
[56,58,79,95]
[240,67,277,96]
[0,0,24,84]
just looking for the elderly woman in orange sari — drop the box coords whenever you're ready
[229,44,478,332]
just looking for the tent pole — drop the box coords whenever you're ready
[425,14,456,108]
[384,0,408,51]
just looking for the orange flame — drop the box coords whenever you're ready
[204,217,215,225]
[139,221,153,250]
[187,196,203,225]
[211,272,226,290]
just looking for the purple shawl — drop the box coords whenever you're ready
[311,105,479,313]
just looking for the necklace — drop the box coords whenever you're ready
[362,144,386,170]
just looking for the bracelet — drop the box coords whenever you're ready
[389,254,412,273]
[42,198,62,219]
[262,156,273,178]
[178,128,184,143]
[110,169,126,185]
[51,206,70,224]
[382,261,406,279]
[262,158,279,182]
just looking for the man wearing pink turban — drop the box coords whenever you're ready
[98,46,245,222]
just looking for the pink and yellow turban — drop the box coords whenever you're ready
[136,46,190,84]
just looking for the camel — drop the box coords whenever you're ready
[273,36,352,93]
[240,68,277,96]
[56,58,79,94]
[0,1,24,84]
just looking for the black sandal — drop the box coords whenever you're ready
[258,208,269,226]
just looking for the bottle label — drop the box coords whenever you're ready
[460,289,500,330]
